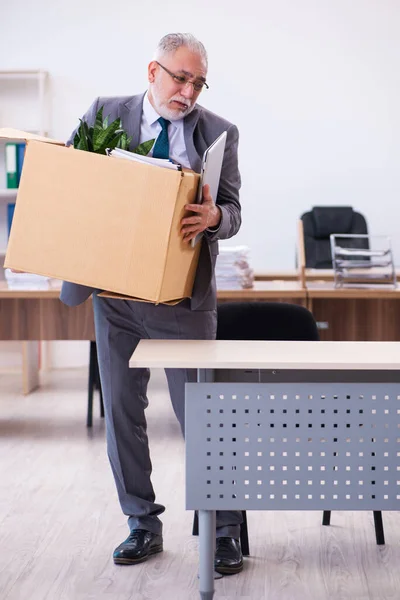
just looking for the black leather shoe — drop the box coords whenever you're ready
[214,537,243,574]
[113,529,163,565]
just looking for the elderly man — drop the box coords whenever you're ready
[61,32,243,574]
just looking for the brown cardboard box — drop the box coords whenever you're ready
[2,129,201,304]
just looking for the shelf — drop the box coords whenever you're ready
[0,131,49,140]
[0,189,17,198]
[0,70,48,80]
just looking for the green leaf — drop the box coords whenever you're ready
[76,137,89,151]
[116,132,133,150]
[108,133,124,150]
[95,106,104,130]
[93,119,122,153]
[88,127,94,151]
[74,119,89,151]
[73,104,134,155]
[93,110,117,150]
[93,126,117,152]
[133,139,155,156]
[82,121,94,152]
[73,122,83,148]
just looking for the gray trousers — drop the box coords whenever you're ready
[92,292,242,538]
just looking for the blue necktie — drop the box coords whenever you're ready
[152,117,170,159]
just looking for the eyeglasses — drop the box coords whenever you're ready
[155,61,209,92]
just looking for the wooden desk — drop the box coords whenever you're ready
[0,280,95,340]
[0,279,306,341]
[255,269,400,282]
[3,275,400,345]
[217,280,306,304]
[255,269,333,281]
[2,275,400,345]
[306,282,400,341]
[0,280,95,394]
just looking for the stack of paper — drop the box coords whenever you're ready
[4,268,50,290]
[215,246,254,290]
[107,148,181,170]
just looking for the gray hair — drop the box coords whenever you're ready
[154,33,208,69]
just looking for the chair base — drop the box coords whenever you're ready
[322,510,385,545]
[192,508,385,553]
[87,341,104,428]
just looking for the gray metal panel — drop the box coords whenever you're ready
[185,382,400,511]
[213,369,400,384]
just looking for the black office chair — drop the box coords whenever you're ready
[192,301,385,552]
[87,341,104,427]
[301,206,369,268]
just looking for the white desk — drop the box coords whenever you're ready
[129,339,400,371]
[130,340,400,600]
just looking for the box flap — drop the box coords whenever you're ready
[0,127,64,145]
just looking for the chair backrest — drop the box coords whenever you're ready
[301,206,368,269]
[217,302,319,341]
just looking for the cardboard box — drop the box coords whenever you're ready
[2,129,201,304]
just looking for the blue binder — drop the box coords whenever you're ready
[17,142,26,185]
[7,203,15,237]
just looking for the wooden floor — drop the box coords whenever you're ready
[1,368,400,600]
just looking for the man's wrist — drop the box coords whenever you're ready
[206,206,222,232]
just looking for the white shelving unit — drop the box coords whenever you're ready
[0,70,50,390]
[0,190,17,255]
[0,70,48,258]
[0,69,48,134]
[0,189,18,197]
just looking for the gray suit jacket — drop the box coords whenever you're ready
[60,93,241,311]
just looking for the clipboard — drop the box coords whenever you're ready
[191,131,227,248]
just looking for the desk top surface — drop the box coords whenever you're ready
[1,277,399,301]
[0,279,62,298]
[0,279,306,300]
[129,339,400,370]
[217,280,306,298]
[256,269,400,282]
[255,269,331,281]
[306,281,400,299]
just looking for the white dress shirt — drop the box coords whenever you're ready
[139,93,191,169]
[139,93,221,233]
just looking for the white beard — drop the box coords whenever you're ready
[150,84,196,121]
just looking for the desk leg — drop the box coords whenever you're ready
[22,341,40,395]
[195,369,220,597]
[199,509,216,600]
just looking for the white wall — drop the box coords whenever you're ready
[1,0,399,367]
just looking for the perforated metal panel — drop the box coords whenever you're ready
[185,382,400,510]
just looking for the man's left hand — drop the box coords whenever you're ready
[181,184,221,242]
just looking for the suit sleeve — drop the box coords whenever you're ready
[65,97,100,146]
[204,123,241,242]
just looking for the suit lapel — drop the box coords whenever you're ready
[184,106,202,172]
[120,94,145,150]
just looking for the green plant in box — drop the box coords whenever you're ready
[73,106,154,155]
